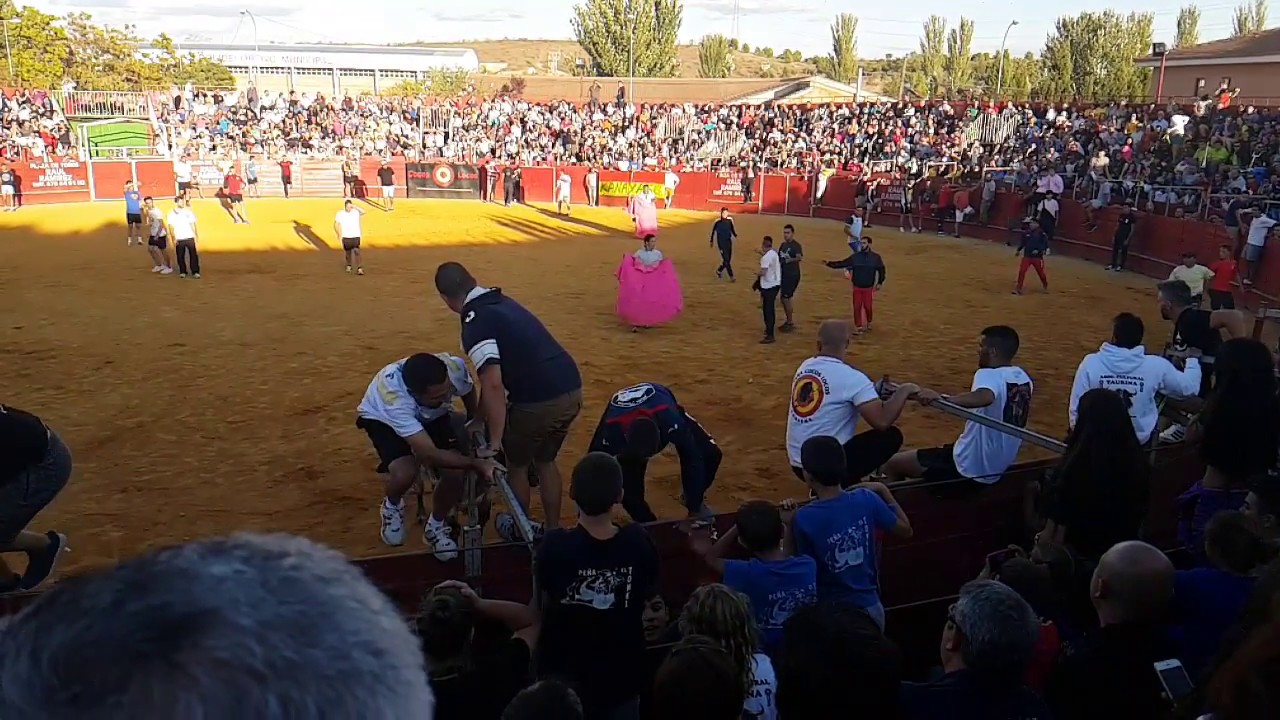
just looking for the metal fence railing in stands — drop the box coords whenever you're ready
[55,91,152,120]
[964,110,1025,146]
[1203,193,1280,222]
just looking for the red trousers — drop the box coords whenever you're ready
[1017,257,1048,291]
[852,287,875,327]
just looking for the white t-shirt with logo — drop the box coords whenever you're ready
[759,249,782,289]
[744,653,778,720]
[786,355,879,466]
[335,208,364,239]
[356,354,474,438]
[166,208,197,240]
[951,366,1034,483]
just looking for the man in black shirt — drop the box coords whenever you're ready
[710,207,737,281]
[825,238,886,333]
[1106,201,1140,271]
[535,453,659,720]
[0,404,70,592]
[376,160,396,212]
[435,262,583,534]
[503,163,522,206]
[778,224,803,332]
[1156,278,1247,442]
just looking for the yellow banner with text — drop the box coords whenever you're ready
[599,181,669,199]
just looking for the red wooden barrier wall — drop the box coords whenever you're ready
[5,158,1278,301]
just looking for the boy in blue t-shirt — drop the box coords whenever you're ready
[696,499,817,653]
[790,435,912,630]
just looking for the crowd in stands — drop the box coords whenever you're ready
[0,88,73,161]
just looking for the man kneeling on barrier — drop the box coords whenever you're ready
[587,382,721,521]
[356,352,499,559]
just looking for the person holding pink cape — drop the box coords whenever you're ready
[628,186,660,239]
[616,234,683,332]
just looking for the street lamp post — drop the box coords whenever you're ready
[627,0,636,105]
[3,17,14,81]
[240,10,259,80]
[996,19,1019,97]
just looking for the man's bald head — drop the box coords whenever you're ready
[1092,541,1175,624]
[818,319,850,353]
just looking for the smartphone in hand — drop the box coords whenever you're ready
[1153,659,1194,702]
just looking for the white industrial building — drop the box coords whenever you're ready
[139,42,480,94]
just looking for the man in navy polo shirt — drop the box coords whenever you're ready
[586,382,720,522]
[434,262,583,535]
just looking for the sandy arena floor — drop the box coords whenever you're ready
[0,196,1168,574]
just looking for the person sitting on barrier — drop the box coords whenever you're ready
[419,579,538,720]
[1178,338,1280,561]
[677,584,778,720]
[1046,540,1177,720]
[534,452,659,720]
[786,320,915,487]
[586,382,720,521]
[0,533,436,719]
[792,435,912,630]
[1069,312,1202,445]
[355,353,497,558]
[900,580,1050,720]
[1157,278,1248,444]
[1168,252,1215,307]
[1041,388,1150,562]
[694,499,818,654]
[1242,473,1280,546]
[883,325,1033,490]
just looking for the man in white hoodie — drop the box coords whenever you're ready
[1069,312,1202,444]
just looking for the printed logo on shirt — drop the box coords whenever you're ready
[464,311,476,323]
[1096,374,1143,415]
[762,584,817,631]
[1003,382,1032,428]
[562,568,634,610]
[791,373,826,419]
[611,383,657,408]
[824,518,872,572]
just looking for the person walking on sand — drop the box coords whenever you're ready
[144,196,173,275]
[335,199,366,276]
[711,207,737,281]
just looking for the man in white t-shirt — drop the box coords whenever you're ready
[884,325,1034,487]
[787,319,917,485]
[757,235,783,343]
[173,156,193,198]
[663,167,680,208]
[165,196,201,278]
[334,199,366,275]
[555,171,572,215]
[1241,207,1277,286]
[356,352,497,558]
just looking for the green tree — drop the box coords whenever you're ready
[1176,5,1201,48]
[571,0,682,77]
[741,43,750,53]
[698,34,734,78]
[145,33,235,89]
[814,13,858,83]
[944,16,974,95]
[1232,0,1268,36]
[757,46,774,58]
[917,15,947,97]
[0,1,70,88]
[1040,10,1153,102]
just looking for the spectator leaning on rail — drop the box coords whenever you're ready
[434,261,583,537]
[0,533,435,719]
[1069,311,1202,445]
[899,580,1051,720]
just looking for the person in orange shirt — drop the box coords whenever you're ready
[1207,244,1239,310]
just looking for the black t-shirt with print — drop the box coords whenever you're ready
[779,239,803,279]
[429,636,531,720]
[377,166,394,186]
[534,523,659,714]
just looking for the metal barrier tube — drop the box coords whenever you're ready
[471,431,538,546]
[879,380,1067,454]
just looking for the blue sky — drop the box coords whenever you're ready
[28,0,1263,57]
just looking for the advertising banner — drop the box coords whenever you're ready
[707,168,745,200]
[189,159,227,189]
[599,181,667,199]
[406,162,480,199]
[27,160,89,191]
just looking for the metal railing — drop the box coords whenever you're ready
[55,90,152,120]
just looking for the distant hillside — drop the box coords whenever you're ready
[420,39,817,79]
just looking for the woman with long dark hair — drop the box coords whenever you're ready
[1180,338,1280,559]
[1039,388,1150,560]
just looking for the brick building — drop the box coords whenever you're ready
[1137,28,1280,105]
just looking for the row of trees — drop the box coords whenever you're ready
[0,0,233,91]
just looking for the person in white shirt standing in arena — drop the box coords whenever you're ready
[664,166,680,209]
[355,352,498,559]
[555,170,572,216]
[143,196,173,275]
[166,196,201,279]
[756,236,783,344]
[334,199,366,275]
[787,319,915,486]
[884,325,1033,490]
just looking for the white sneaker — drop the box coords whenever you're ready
[160,267,173,275]
[151,265,162,272]
[380,499,405,546]
[424,518,459,561]
[1159,424,1187,444]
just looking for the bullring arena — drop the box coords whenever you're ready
[2,184,1170,577]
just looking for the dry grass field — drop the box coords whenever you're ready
[0,196,1168,578]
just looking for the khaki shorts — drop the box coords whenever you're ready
[504,389,583,467]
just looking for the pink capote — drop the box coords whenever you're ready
[615,255,683,327]
[628,193,659,239]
